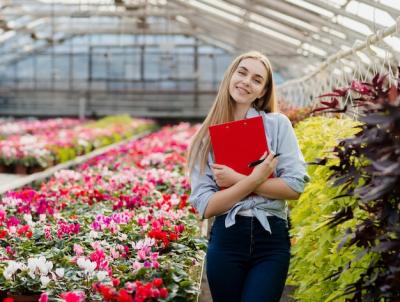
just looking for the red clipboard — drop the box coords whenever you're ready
[209,116,271,176]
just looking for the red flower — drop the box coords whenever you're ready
[3,297,14,302]
[96,284,118,301]
[0,229,8,238]
[152,278,163,288]
[178,194,188,209]
[60,292,85,302]
[169,232,178,241]
[159,287,169,298]
[189,206,197,214]
[118,289,133,302]
[112,277,121,287]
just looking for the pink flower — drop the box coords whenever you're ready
[73,244,84,256]
[5,246,14,255]
[137,250,147,260]
[125,282,136,293]
[39,292,49,302]
[60,291,85,302]
[0,209,6,222]
[132,261,141,270]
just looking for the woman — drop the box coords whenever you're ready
[187,51,309,302]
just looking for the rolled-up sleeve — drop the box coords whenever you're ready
[276,114,310,193]
[189,161,218,218]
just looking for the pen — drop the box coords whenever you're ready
[248,153,281,168]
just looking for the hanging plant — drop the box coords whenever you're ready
[312,67,400,301]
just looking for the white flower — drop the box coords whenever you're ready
[28,257,38,272]
[37,256,53,275]
[40,275,51,287]
[96,271,108,281]
[86,261,97,273]
[77,257,97,273]
[27,256,53,276]
[89,230,99,239]
[3,261,22,280]
[77,257,86,268]
[23,214,33,223]
[55,268,64,278]
[119,233,128,241]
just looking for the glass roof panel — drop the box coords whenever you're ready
[261,9,319,32]
[248,22,302,46]
[199,0,244,15]
[186,0,242,24]
[320,0,348,8]
[379,0,400,9]
[284,0,335,17]
[336,15,373,35]
[346,1,396,27]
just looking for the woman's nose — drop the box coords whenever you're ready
[242,76,251,86]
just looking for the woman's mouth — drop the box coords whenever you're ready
[236,86,249,94]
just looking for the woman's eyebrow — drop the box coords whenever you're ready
[237,66,265,80]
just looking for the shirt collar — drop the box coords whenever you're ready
[245,107,260,118]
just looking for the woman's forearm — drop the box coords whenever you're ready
[203,175,259,219]
[234,173,300,200]
[254,178,300,200]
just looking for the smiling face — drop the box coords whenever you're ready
[228,57,268,107]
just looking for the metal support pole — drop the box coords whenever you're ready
[194,38,199,109]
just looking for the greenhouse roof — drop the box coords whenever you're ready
[0,0,399,79]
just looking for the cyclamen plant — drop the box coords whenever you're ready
[313,67,400,301]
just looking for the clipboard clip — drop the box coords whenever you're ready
[248,153,281,168]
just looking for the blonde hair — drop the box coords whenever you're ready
[186,50,278,176]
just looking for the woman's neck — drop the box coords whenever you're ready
[233,104,251,121]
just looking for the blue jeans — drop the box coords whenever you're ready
[206,214,291,302]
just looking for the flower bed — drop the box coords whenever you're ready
[0,118,83,139]
[0,116,156,174]
[0,122,206,302]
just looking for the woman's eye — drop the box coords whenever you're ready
[253,79,261,84]
[238,71,246,75]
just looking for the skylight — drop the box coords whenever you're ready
[301,43,327,57]
[257,7,319,32]
[38,0,114,3]
[284,0,334,17]
[198,0,244,16]
[346,1,396,27]
[378,0,400,10]
[248,22,302,46]
[336,16,373,36]
[186,0,242,24]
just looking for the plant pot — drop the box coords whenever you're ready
[28,166,44,174]
[4,294,41,302]
[14,164,28,175]
[0,164,6,173]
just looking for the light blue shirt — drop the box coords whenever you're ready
[189,107,310,233]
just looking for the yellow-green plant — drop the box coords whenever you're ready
[288,116,375,301]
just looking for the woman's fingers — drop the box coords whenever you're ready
[211,164,225,169]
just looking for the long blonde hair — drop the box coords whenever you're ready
[186,51,278,176]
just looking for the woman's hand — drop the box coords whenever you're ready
[211,164,242,188]
[250,152,278,185]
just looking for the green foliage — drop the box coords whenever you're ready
[289,116,374,301]
[84,115,133,129]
